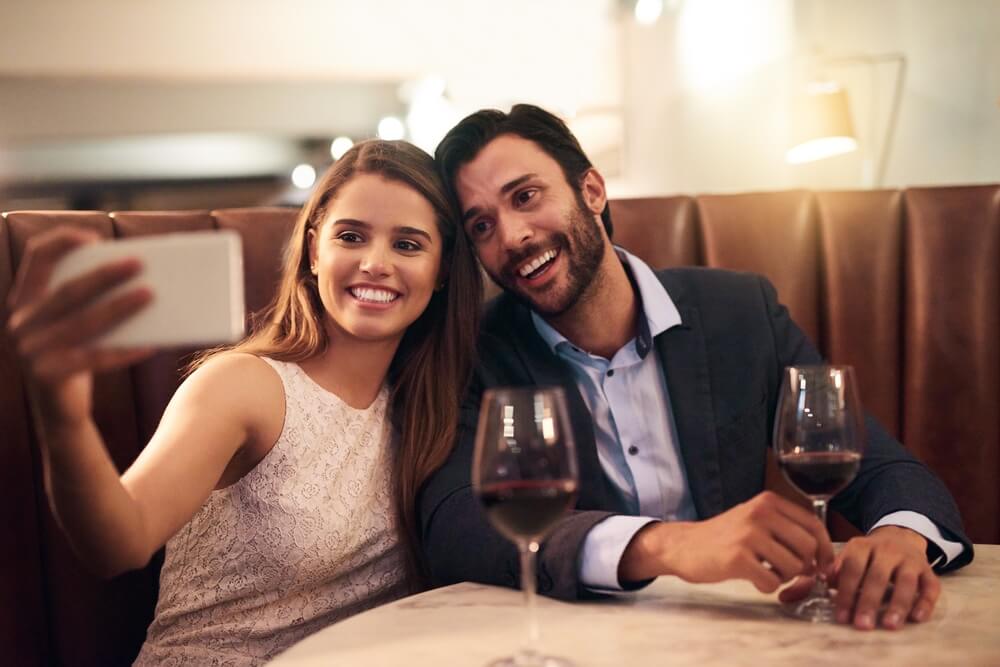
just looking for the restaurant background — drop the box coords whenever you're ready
[2,2,999,665]
[1,0,997,211]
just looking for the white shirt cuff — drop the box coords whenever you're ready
[869,511,965,568]
[580,515,659,592]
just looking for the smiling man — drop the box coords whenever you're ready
[419,104,972,631]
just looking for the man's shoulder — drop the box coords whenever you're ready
[654,266,762,290]
[652,266,770,303]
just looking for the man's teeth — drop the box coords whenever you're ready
[350,287,399,303]
[519,249,557,278]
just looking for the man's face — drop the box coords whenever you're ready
[454,134,608,317]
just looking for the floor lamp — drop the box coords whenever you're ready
[786,53,907,188]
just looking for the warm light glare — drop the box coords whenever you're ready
[786,136,858,164]
[634,0,663,25]
[405,76,459,154]
[677,0,792,91]
[377,116,406,140]
[330,136,353,160]
[291,163,316,189]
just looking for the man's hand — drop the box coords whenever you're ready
[619,491,834,593]
[779,525,939,630]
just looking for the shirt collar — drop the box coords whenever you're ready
[531,246,682,358]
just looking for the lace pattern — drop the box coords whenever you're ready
[134,357,409,666]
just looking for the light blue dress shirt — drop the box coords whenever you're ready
[531,248,964,591]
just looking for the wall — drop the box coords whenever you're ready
[616,0,1000,197]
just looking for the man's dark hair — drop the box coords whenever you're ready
[435,103,613,238]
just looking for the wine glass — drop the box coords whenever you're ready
[473,386,579,667]
[773,365,866,622]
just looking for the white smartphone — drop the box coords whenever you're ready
[48,230,246,348]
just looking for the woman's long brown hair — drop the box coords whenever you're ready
[189,140,481,585]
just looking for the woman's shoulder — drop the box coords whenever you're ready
[179,351,287,453]
[189,351,282,383]
[180,352,285,417]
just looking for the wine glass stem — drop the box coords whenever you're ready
[518,541,541,663]
[812,499,830,592]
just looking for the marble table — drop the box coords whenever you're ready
[270,544,1000,666]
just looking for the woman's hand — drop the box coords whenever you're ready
[6,227,155,426]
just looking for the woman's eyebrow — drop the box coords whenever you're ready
[331,219,433,242]
[395,226,434,242]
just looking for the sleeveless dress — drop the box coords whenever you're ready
[134,357,409,666]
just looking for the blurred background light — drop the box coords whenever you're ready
[634,0,664,25]
[0,0,995,210]
[677,0,792,92]
[330,136,354,160]
[377,116,406,141]
[402,76,459,154]
[291,163,316,189]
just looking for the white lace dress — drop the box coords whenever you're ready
[134,357,409,666]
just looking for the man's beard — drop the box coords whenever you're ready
[489,196,606,317]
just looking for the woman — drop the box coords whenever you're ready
[5,140,482,664]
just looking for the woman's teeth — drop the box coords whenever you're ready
[350,287,399,303]
[519,249,557,278]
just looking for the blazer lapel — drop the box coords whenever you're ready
[505,302,624,513]
[655,276,725,519]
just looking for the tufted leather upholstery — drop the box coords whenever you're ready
[1,186,997,665]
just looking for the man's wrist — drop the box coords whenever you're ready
[618,520,691,584]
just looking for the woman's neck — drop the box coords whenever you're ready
[298,331,400,410]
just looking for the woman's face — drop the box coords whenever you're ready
[309,173,443,346]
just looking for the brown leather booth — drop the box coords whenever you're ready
[2,186,998,665]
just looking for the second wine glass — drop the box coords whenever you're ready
[473,386,578,667]
[773,364,866,622]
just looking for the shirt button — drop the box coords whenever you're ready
[628,445,639,456]
[607,369,615,377]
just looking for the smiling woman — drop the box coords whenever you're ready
[5,139,482,665]
[307,174,443,347]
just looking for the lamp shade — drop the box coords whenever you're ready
[786,83,858,164]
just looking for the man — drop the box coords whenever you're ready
[419,104,972,631]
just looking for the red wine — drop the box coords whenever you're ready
[478,480,578,542]
[779,451,861,498]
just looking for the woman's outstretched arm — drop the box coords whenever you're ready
[8,228,281,577]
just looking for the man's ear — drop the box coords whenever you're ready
[579,168,607,217]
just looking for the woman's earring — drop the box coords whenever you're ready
[310,263,318,275]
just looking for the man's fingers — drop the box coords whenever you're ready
[754,536,806,582]
[6,228,99,310]
[741,553,782,594]
[881,564,921,630]
[763,493,835,570]
[850,550,897,630]
[778,575,815,603]
[909,570,941,623]
[833,542,872,624]
[769,519,825,573]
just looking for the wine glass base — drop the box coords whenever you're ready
[781,594,837,623]
[487,652,574,667]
